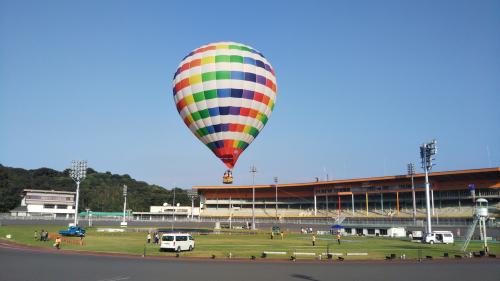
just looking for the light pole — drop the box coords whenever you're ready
[85,208,92,227]
[420,139,437,234]
[69,160,87,226]
[187,189,199,220]
[250,165,257,230]
[407,163,417,224]
[274,176,278,221]
[171,187,176,231]
[121,185,128,227]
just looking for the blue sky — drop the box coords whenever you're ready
[1,0,499,188]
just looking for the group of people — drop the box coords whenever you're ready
[300,227,314,234]
[35,229,49,241]
[35,229,61,249]
[311,232,341,246]
[146,232,160,244]
[270,231,284,240]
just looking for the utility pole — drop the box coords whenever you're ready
[250,165,257,230]
[420,139,437,234]
[121,185,128,227]
[171,187,176,231]
[69,160,87,226]
[85,208,92,227]
[187,189,199,220]
[407,163,417,224]
[274,176,278,222]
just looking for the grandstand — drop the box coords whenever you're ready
[193,167,500,219]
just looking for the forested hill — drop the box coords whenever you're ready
[0,164,192,213]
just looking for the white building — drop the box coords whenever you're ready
[10,189,76,218]
[133,203,200,220]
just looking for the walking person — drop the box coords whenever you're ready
[34,230,38,241]
[337,232,341,245]
[147,233,151,244]
[54,236,61,250]
[312,234,316,246]
[280,231,284,240]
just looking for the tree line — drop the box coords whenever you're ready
[0,164,196,213]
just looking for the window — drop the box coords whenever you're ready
[44,204,55,209]
[176,236,188,241]
[162,236,174,241]
[56,205,67,209]
[189,236,194,241]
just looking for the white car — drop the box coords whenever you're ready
[160,233,195,252]
[424,231,454,244]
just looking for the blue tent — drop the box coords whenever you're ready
[331,224,344,229]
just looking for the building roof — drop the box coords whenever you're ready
[10,206,28,212]
[23,189,76,195]
[193,167,500,190]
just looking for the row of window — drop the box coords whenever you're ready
[27,195,73,201]
[43,204,71,209]
[316,184,427,194]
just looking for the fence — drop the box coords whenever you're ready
[2,213,495,227]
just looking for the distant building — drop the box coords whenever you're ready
[193,167,500,219]
[133,203,200,220]
[10,189,76,218]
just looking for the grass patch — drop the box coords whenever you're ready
[0,225,496,260]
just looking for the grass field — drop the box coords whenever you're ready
[0,225,497,260]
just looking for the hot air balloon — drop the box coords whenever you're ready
[172,42,277,184]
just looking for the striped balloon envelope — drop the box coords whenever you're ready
[172,42,277,169]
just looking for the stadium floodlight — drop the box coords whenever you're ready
[250,165,257,230]
[407,163,417,224]
[420,139,437,234]
[121,185,128,227]
[187,189,199,220]
[274,177,279,221]
[69,160,87,226]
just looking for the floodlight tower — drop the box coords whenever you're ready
[420,140,437,234]
[70,160,87,226]
[407,163,417,223]
[250,165,257,230]
[121,185,128,227]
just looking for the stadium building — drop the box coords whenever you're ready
[193,167,500,219]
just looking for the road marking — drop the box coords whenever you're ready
[96,276,130,281]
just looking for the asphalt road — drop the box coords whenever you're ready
[0,243,499,281]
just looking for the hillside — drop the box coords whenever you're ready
[0,164,193,213]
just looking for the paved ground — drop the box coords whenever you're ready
[0,242,498,281]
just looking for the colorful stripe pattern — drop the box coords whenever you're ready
[173,42,277,169]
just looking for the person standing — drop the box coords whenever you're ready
[337,232,341,245]
[54,237,61,250]
[147,233,151,244]
[312,234,316,246]
[34,230,38,241]
[280,231,284,240]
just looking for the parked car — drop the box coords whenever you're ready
[424,231,454,244]
[58,226,85,237]
[160,233,195,252]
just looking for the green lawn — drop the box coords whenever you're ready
[0,225,496,260]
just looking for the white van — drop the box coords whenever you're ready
[424,231,454,244]
[160,233,195,252]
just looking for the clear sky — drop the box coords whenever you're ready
[1,0,499,189]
